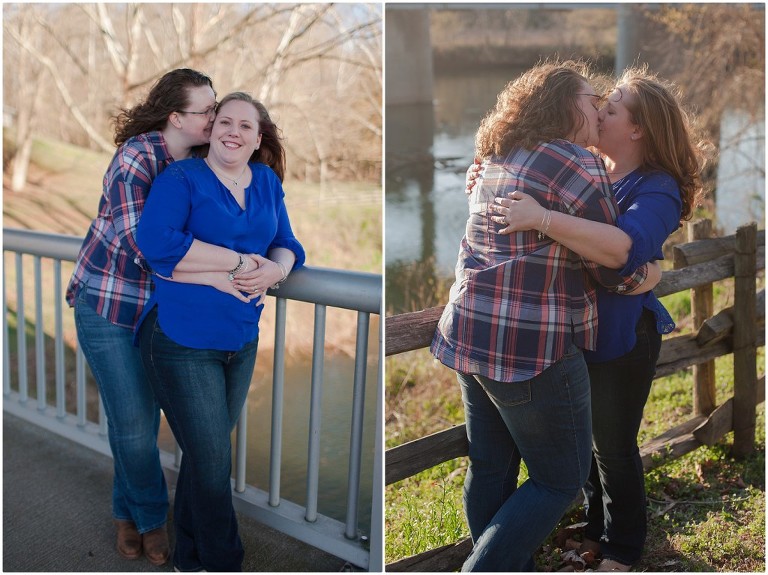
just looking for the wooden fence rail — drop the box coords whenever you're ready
[384,221,764,571]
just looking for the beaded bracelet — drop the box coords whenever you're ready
[227,253,245,281]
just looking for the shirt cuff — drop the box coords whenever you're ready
[617,215,649,276]
[270,237,306,270]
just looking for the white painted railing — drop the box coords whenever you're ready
[3,227,383,571]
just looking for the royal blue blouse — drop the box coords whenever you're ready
[583,170,680,363]
[135,158,305,351]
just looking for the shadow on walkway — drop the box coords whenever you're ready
[3,412,350,572]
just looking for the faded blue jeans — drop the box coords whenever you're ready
[74,291,169,533]
[583,309,661,565]
[138,307,257,572]
[458,344,593,572]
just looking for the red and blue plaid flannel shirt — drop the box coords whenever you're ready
[431,139,648,382]
[66,132,173,328]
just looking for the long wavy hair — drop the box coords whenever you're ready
[113,69,214,146]
[475,59,594,157]
[613,66,706,222]
[216,92,286,182]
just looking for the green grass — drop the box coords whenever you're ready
[385,276,766,571]
[639,433,765,572]
[385,460,468,560]
[385,350,765,570]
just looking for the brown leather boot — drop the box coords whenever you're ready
[114,519,142,560]
[142,525,170,566]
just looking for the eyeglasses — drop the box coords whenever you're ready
[576,93,607,103]
[576,93,607,111]
[177,103,217,117]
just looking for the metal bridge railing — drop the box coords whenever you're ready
[3,227,383,571]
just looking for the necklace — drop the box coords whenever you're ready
[206,158,247,187]
[607,167,639,185]
[607,168,635,177]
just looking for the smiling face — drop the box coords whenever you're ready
[208,99,263,168]
[597,86,641,157]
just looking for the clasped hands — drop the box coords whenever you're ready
[215,254,284,304]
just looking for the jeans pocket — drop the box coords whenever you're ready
[144,307,162,335]
[476,375,532,407]
[634,310,661,364]
[560,342,582,360]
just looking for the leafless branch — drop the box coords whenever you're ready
[6,23,113,152]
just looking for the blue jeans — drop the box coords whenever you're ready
[74,291,168,533]
[584,309,661,565]
[138,307,257,572]
[458,344,593,572]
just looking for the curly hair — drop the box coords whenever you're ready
[113,69,214,146]
[614,66,707,222]
[216,92,286,182]
[475,60,595,157]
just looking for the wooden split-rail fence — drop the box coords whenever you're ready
[384,221,764,571]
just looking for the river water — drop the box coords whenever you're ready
[386,67,763,315]
[386,68,525,313]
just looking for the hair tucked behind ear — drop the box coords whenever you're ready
[216,92,286,182]
[113,69,214,146]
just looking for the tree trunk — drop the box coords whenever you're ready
[11,136,33,192]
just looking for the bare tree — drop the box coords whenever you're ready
[646,4,764,136]
[3,2,383,190]
[3,5,45,191]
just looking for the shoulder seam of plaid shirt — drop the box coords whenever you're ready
[431,139,648,383]
[66,131,173,329]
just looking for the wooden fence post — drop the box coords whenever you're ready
[732,222,758,457]
[684,219,717,416]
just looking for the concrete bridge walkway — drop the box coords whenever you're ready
[3,412,353,572]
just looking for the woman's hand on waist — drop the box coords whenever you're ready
[490,191,546,235]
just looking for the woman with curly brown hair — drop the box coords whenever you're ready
[430,61,660,572]
[67,68,216,566]
[491,67,705,571]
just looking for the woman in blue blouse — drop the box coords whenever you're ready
[491,67,704,571]
[136,92,305,572]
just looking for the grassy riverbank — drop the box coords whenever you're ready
[3,134,381,358]
[385,276,765,571]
